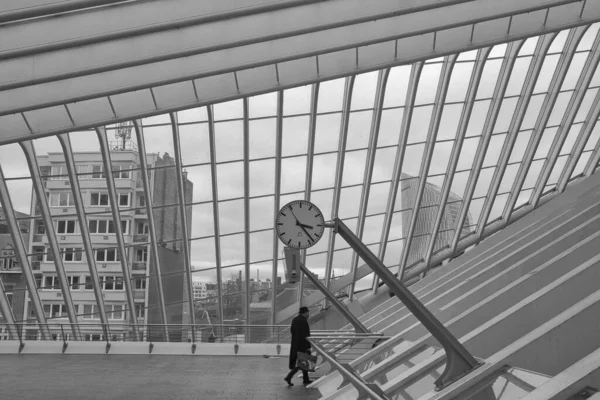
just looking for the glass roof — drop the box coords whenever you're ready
[1,22,600,339]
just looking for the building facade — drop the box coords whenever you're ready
[22,146,192,341]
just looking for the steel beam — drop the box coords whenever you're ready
[57,133,110,339]
[502,27,586,220]
[348,69,390,301]
[398,55,457,281]
[300,83,320,304]
[20,141,80,340]
[95,128,139,338]
[0,0,131,24]
[243,98,251,328]
[585,128,600,176]
[170,112,198,340]
[333,218,479,390]
[324,76,355,295]
[531,32,600,207]
[271,91,284,325]
[206,106,225,328]
[476,34,555,233]
[132,120,169,342]
[557,88,600,190]
[450,41,523,253]
[372,62,423,293]
[0,165,49,339]
[423,48,491,270]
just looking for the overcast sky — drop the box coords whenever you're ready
[1,26,599,291]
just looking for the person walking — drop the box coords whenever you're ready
[284,306,313,387]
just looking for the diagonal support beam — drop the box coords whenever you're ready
[20,141,81,340]
[95,127,139,339]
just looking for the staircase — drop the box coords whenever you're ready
[308,173,600,399]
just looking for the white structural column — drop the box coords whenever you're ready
[206,106,224,328]
[0,166,49,339]
[531,31,600,207]
[557,88,600,190]
[243,98,251,327]
[270,91,284,325]
[449,41,522,253]
[423,48,491,271]
[502,27,586,220]
[476,34,555,233]
[372,63,423,293]
[19,141,81,340]
[95,128,139,338]
[324,76,355,294]
[132,120,169,341]
[57,134,110,338]
[348,69,390,301]
[398,55,457,281]
[299,83,320,304]
[170,113,197,339]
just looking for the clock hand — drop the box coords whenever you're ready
[289,209,314,242]
[297,223,313,230]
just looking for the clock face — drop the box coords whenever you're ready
[276,200,325,249]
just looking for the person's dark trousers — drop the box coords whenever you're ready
[285,367,309,383]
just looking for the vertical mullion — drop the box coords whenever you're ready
[170,113,197,339]
[132,120,169,341]
[95,128,139,339]
[531,31,600,207]
[558,89,600,190]
[324,76,355,293]
[449,41,522,253]
[584,122,600,175]
[58,134,110,339]
[423,48,491,271]
[398,55,457,281]
[373,63,423,293]
[477,34,555,233]
[300,83,320,304]
[20,141,80,340]
[502,28,586,220]
[243,99,251,328]
[348,70,389,301]
[271,91,284,326]
[206,106,224,329]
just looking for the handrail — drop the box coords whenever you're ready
[308,338,391,400]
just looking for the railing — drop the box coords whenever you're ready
[0,323,295,344]
[310,332,389,364]
[308,337,391,400]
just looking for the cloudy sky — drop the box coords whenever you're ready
[1,26,599,293]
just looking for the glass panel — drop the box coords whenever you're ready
[338,186,363,219]
[521,94,545,130]
[314,113,342,153]
[509,130,532,163]
[249,118,276,159]
[346,110,373,150]
[549,30,569,53]
[499,163,520,193]
[282,116,309,157]
[585,122,600,150]
[416,63,442,105]
[505,56,532,96]
[561,52,589,91]
[378,108,404,147]
[547,155,568,185]
[494,98,518,133]
[571,151,591,177]
[190,203,214,238]
[407,106,433,144]
[575,88,598,123]
[250,196,274,231]
[534,54,560,94]
[477,59,502,99]
[217,162,244,200]
[372,147,397,182]
[178,123,210,165]
[249,230,274,263]
[218,199,245,235]
[401,143,425,177]
[142,125,175,156]
[519,37,538,56]
[467,100,491,137]
[367,181,391,215]
[281,156,306,194]
[456,137,480,171]
[248,159,275,197]
[473,167,495,197]
[483,134,506,167]
[351,71,378,110]
[428,141,453,175]
[446,62,474,103]
[177,106,207,123]
[220,233,245,267]
[283,85,311,116]
[249,93,277,118]
[185,165,212,203]
[342,150,367,186]
[311,153,338,190]
[535,127,559,159]
[437,104,463,140]
[213,100,243,121]
[214,121,243,162]
[548,91,573,126]
[489,43,507,58]
[560,123,583,155]
[384,66,411,108]
[317,78,345,113]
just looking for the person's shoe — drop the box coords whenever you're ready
[284,377,294,387]
[303,380,313,386]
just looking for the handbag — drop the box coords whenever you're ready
[296,351,318,372]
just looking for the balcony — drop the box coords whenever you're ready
[133,234,148,243]
[132,261,146,271]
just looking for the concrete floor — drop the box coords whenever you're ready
[0,355,321,400]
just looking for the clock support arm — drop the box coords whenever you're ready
[326,218,481,391]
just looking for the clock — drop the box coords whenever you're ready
[276,200,325,249]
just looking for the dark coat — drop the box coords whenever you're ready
[288,314,311,370]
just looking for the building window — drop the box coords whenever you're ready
[1,250,15,270]
[76,165,88,178]
[135,303,146,318]
[44,304,67,318]
[137,222,148,234]
[82,304,95,319]
[34,220,46,234]
[113,165,132,179]
[43,276,61,290]
[84,276,93,290]
[135,277,146,290]
[56,220,76,234]
[34,275,42,289]
[91,165,105,179]
[69,276,80,290]
[90,193,109,206]
[49,192,75,207]
[88,220,114,234]
[110,305,124,320]
[136,248,148,262]
[117,193,130,207]
[51,165,68,180]
[63,248,83,262]
[94,249,120,262]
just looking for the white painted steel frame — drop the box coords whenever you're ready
[398,55,457,281]
[132,120,170,341]
[95,128,139,339]
[243,99,251,327]
[349,69,389,301]
[502,27,587,220]
[450,41,523,253]
[271,91,284,325]
[170,113,197,339]
[57,133,110,338]
[0,166,49,339]
[476,34,556,234]
[372,62,424,293]
[20,141,81,340]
